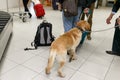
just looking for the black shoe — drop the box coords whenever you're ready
[106,50,120,56]
[28,13,32,18]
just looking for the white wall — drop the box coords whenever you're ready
[0,0,23,10]
[0,0,7,9]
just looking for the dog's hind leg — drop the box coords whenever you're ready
[45,51,56,74]
[57,52,66,77]
[58,61,65,77]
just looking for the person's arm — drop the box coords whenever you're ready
[106,13,114,24]
[106,0,120,24]
[86,0,96,8]
[58,0,64,11]
[112,0,120,13]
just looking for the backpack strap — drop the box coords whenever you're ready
[24,47,36,51]
[24,42,37,51]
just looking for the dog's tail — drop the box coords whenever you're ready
[45,49,56,74]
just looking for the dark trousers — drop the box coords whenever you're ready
[112,19,120,53]
[23,0,29,12]
[81,2,95,36]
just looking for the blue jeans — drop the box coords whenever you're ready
[62,7,82,32]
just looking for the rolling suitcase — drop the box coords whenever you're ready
[34,4,45,18]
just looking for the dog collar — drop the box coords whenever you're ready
[76,26,84,32]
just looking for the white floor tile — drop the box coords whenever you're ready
[0,65,38,80]
[5,50,35,64]
[70,71,100,80]
[0,58,18,76]
[79,61,109,80]
[87,53,113,67]
[23,55,48,73]
[105,57,120,80]
[32,74,51,80]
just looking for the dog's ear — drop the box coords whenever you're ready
[84,21,90,31]
[77,20,90,31]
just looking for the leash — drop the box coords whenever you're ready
[80,10,120,33]
[85,25,120,33]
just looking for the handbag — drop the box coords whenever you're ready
[62,0,78,17]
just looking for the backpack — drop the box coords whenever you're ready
[24,20,55,50]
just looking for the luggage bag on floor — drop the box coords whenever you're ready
[34,4,45,18]
[24,20,55,51]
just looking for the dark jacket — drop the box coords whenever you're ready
[59,0,96,8]
[112,0,120,13]
[78,0,96,7]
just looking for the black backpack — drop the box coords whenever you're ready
[24,20,55,50]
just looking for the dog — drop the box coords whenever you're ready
[45,20,90,77]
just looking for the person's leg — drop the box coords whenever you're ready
[80,13,85,20]
[112,18,120,53]
[23,0,32,18]
[23,0,29,12]
[106,18,120,56]
[112,27,120,53]
[87,2,95,40]
[62,12,74,32]
[74,7,88,44]
[74,7,82,25]
[73,7,82,28]
[79,13,88,44]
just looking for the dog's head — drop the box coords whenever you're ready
[76,20,90,31]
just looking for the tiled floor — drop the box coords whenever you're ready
[0,6,120,80]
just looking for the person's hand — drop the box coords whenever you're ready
[84,8,89,14]
[57,3,62,11]
[106,16,112,24]
[106,13,114,24]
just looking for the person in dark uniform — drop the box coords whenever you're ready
[106,0,120,56]
[23,0,32,18]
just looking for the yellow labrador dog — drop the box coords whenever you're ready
[45,20,90,77]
